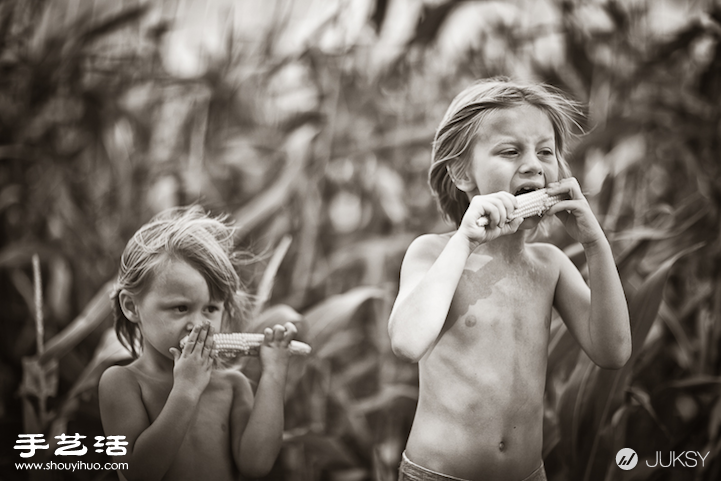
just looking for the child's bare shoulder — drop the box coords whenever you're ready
[99,364,140,394]
[527,241,564,258]
[405,232,454,261]
[526,242,575,280]
[527,241,572,265]
[98,364,145,420]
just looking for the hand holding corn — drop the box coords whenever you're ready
[544,178,606,246]
[180,332,311,359]
[171,323,215,398]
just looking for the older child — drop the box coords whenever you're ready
[99,206,296,481]
[388,78,631,481]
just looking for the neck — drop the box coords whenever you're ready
[137,341,174,375]
[477,229,529,259]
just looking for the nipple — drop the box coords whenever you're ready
[498,441,506,452]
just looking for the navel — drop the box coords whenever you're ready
[465,315,477,328]
[498,440,506,452]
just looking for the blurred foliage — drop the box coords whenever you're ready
[1,0,720,480]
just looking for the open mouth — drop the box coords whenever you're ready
[514,186,540,196]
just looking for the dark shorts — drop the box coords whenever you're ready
[398,452,547,481]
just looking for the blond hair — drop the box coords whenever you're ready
[429,77,582,227]
[111,206,250,357]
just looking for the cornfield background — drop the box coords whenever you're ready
[1,0,720,480]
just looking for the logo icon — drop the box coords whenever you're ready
[616,448,638,470]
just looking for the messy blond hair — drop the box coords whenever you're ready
[111,206,250,357]
[429,77,582,227]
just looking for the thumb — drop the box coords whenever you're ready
[169,347,181,362]
[510,217,524,229]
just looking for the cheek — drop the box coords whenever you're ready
[483,169,509,189]
[211,310,225,329]
[545,163,560,182]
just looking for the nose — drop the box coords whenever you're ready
[519,151,543,176]
[185,313,205,332]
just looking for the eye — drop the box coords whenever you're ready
[538,149,555,158]
[500,149,519,157]
[205,305,222,314]
[175,305,188,313]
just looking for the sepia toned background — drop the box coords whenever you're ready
[1,0,720,479]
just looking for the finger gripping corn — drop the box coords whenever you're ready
[476,188,565,227]
[180,333,312,358]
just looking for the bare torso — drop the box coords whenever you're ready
[405,237,559,480]
[119,364,250,481]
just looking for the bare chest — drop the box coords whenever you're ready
[443,252,557,345]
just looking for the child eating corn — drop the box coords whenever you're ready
[99,206,296,480]
[388,78,631,481]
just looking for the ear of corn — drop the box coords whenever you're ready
[476,188,565,227]
[180,332,312,358]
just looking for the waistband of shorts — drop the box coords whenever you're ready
[401,452,545,481]
[401,452,470,481]
[520,461,546,481]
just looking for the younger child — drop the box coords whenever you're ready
[388,78,632,481]
[99,206,297,481]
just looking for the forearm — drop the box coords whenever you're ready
[237,369,287,477]
[120,388,199,481]
[389,233,473,361]
[584,238,632,368]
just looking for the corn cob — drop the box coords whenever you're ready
[180,333,312,358]
[476,188,565,227]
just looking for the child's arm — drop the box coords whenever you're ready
[231,323,297,478]
[388,192,523,362]
[98,323,215,481]
[546,178,632,369]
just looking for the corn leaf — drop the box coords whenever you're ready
[303,286,385,347]
[39,281,114,364]
[557,242,704,480]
